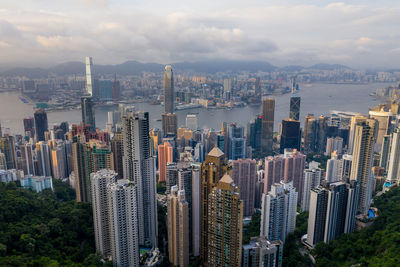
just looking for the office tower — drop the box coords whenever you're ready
[254,173,264,209]
[20,143,36,175]
[0,135,16,170]
[51,146,66,179]
[149,128,162,156]
[72,138,92,202]
[338,154,353,182]
[23,117,35,138]
[162,113,177,137]
[200,147,226,261]
[369,110,392,151]
[261,98,275,156]
[232,158,257,216]
[247,115,262,155]
[85,56,94,96]
[289,95,301,121]
[301,166,322,212]
[386,130,400,183]
[158,142,173,182]
[255,77,261,101]
[227,123,246,160]
[223,78,232,93]
[112,78,121,101]
[164,65,174,113]
[260,181,297,242]
[111,132,124,179]
[316,116,328,154]
[380,135,391,170]
[194,143,205,163]
[283,149,306,204]
[350,118,377,214]
[303,114,316,153]
[242,237,283,267]
[348,115,368,155]
[191,167,201,256]
[81,96,96,131]
[34,108,48,142]
[91,142,114,171]
[326,152,340,183]
[186,114,198,130]
[325,137,344,156]
[122,111,157,247]
[306,181,359,248]
[206,174,242,267]
[264,156,284,193]
[107,179,139,267]
[36,141,52,177]
[168,186,190,267]
[280,119,301,153]
[166,162,178,194]
[91,169,117,258]
[98,80,113,101]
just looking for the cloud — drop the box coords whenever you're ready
[0,1,399,68]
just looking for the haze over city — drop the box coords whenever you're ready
[1,0,400,69]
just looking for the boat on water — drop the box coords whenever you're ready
[19,96,29,103]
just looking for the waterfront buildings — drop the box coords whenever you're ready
[289,95,301,121]
[85,56,94,96]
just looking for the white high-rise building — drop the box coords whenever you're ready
[122,111,157,247]
[36,141,52,177]
[301,167,322,212]
[386,130,400,184]
[326,152,340,183]
[191,167,201,256]
[186,114,198,130]
[107,179,139,267]
[91,169,117,258]
[260,181,297,242]
[85,56,94,96]
[325,137,343,156]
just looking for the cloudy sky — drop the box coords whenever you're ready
[0,0,399,69]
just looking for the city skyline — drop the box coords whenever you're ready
[0,1,400,69]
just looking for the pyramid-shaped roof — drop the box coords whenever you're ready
[219,173,233,184]
[208,146,224,157]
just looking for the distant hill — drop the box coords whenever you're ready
[0,60,353,78]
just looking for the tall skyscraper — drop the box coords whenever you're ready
[350,118,377,214]
[247,115,262,155]
[111,132,124,179]
[122,111,157,247]
[260,181,297,242]
[368,110,392,151]
[289,95,301,121]
[166,162,178,194]
[107,179,139,267]
[85,56,94,96]
[283,149,306,205]
[158,142,173,182]
[81,96,96,131]
[200,147,227,262]
[280,119,301,153]
[167,185,190,267]
[0,135,16,170]
[303,114,316,153]
[305,186,328,247]
[301,166,322,212]
[206,174,242,267]
[91,169,117,258]
[162,112,177,137]
[264,156,285,194]
[20,143,36,175]
[261,98,275,156]
[23,117,35,138]
[227,123,246,160]
[72,138,92,202]
[232,158,257,216]
[326,152,340,183]
[34,108,48,142]
[164,65,174,114]
[386,130,400,183]
[36,141,52,177]
[186,114,198,130]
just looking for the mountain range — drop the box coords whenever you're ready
[0,60,352,78]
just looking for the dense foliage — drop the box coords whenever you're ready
[0,180,105,266]
[242,211,261,244]
[313,186,400,267]
[282,211,312,267]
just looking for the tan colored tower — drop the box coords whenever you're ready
[168,185,189,267]
[261,98,275,156]
[158,142,173,182]
[206,174,243,267]
[200,147,227,262]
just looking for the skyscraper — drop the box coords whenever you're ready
[36,141,52,177]
[166,162,178,194]
[186,114,198,130]
[350,118,377,214]
[386,129,400,183]
[260,181,297,242]
[158,142,173,182]
[85,56,94,96]
[303,114,316,153]
[247,115,262,155]
[280,119,301,153]
[232,158,257,216]
[167,186,190,267]
[0,135,16,170]
[34,108,48,142]
[301,166,322,212]
[283,149,306,205]
[72,138,92,202]
[261,98,275,156]
[23,117,35,138]
[20,143,36,175]
[289,95,301,121]
[162,112,177,137]
[164,65,174,114]
[91,169,117,258]
[107,179,139,267]
[81,96,96,131]
[122,111,157,247]
[200,147,226,262]
[227,123,246,160]
[368,110,392,151]
[264,156,284,194]
[206,174,242,267]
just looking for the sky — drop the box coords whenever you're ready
[0,0,399,69]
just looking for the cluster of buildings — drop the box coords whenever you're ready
[1,56,400,267]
